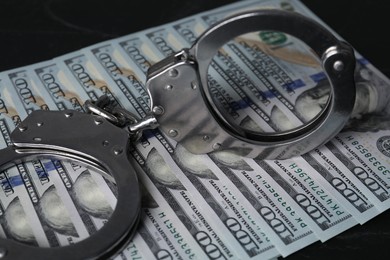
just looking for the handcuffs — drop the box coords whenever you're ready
[0,9,355,260]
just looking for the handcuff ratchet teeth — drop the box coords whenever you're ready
[0,9,355,259]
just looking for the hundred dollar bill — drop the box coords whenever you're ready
[231,156,330,240]
[207,151,320,249]
[55,49,153,120]
[301,148,380,223]
[131,136,279,259]
[2,67,52,113]
[172,143,317,257]
[328,131,390,211]
[30,61,88,112]
[131,152,238,259]
[0,76,49,247]
[84,42,151,117]
[113,34,162,80]
[54,51,119,104]
[254,158,358,241]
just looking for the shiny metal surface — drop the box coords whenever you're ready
[0,110,141,260]
[147,9,356,159]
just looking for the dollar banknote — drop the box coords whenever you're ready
[329,132,390,211]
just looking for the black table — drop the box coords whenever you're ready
[1,0,389,259]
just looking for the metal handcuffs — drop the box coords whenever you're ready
[0,9,355,259]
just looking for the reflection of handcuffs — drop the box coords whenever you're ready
[0,9,355,260]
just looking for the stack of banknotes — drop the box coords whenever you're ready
[1,0,390,259]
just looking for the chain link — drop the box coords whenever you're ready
[84,95,143,141]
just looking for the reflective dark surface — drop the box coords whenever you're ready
[1,0,389,259]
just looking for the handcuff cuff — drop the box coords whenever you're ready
[0,9,356,260]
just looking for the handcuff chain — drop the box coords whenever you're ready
[84,95,158,142]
